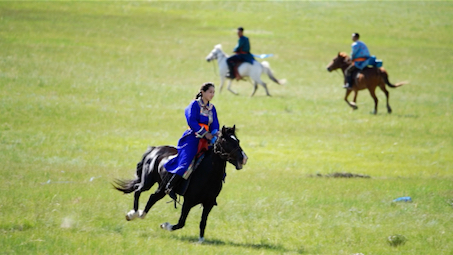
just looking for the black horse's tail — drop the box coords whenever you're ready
[112,146,157,194]
[112,178,140,194]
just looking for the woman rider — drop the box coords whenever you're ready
[163,82,220,194]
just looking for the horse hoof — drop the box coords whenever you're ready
[126,210,138,221]
[160,222,173,231]
[138,210,146,219]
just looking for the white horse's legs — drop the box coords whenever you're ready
[125,210,146,221]
[251,82,258,97]
[227,79,238,95]
[219,77,226,93]
[255,79,270,96]
[262,82,271,96]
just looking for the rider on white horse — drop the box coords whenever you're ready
[226,27,255,79]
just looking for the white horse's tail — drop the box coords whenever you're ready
[261,61,286,85]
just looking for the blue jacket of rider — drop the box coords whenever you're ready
[233,36,254,64]
[351,40,371,70]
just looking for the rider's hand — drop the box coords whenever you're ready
[205,133,213,140]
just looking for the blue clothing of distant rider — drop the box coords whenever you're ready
[344,33,371,90]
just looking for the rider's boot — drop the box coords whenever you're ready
[226,62,235,79]
[343,75,353,90]
[165,174,183,195]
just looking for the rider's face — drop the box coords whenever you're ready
[237,30,243,37]
[352,36,358,42]
[202,86,215,102]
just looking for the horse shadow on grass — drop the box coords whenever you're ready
[170,235,304,254]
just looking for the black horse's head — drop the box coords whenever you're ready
[214,125,247,170]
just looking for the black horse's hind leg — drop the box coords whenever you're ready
[199,203,215,242]
[133,191,141,211]
[380,84,392,113]
[142,188,167,216]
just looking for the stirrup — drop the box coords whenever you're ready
[343,83,353,90]
[168,190,177,201]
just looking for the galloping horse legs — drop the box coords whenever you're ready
[353,90,358,109]
[227,79,238,95]
[262,82,271,97]
[133,191,141,211]
[251,82,258,97]
[219,77,226,93]
[199,203,214,242]
[256,80,270,97]
[125,190,144,220]
[171,201,194,231]
[368,87,379,114]
[380,84,392,113]
[142,188,166,216]
[344,89,358,110]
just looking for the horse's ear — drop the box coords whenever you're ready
[221,125,226,134]
[338,52,341,56]
[232,125,236,133]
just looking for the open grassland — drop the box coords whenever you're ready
[1,2,452,254]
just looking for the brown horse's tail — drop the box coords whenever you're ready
[380,68,408,88]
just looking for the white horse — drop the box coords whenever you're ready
[205,44,286,96]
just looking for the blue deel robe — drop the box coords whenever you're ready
[164,99,219,176]
[351,40,371,70]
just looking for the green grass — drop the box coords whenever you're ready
[1,1,453,254]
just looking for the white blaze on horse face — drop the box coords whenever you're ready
[230,135,238,141]
[206,51,214,61]
[242,151,248,165]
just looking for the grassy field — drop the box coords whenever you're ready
[1,1,453,254]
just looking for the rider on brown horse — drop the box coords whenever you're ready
[344,33,371,90]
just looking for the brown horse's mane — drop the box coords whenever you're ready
[338,52,350,60]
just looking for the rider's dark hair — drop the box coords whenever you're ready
[238,27,244,31]
[195,82,215,99]
[353,32,360,39]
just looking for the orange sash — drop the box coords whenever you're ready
[352,57,367,63]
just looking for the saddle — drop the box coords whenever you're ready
[173,139,210,196]
[350,65,382,87]
[230,59,246,80]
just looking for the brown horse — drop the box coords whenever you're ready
[326,52,406,114]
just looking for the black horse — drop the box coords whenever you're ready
[114,126,247,242]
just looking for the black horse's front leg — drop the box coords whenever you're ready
[161,200,194,233]
[199,203,214,243]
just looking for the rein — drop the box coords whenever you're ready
[211,59,218,76]
[213,139,241,161]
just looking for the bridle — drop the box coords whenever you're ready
[207,50,220,76]
[213,138,242,162]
